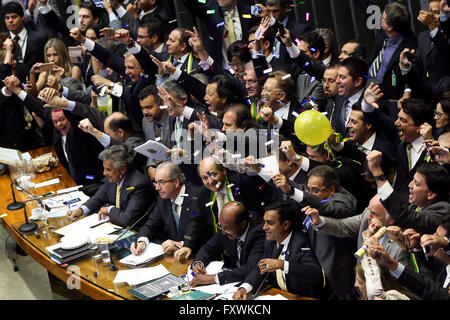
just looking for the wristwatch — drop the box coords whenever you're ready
[293,154,301,163]
[285,181,295,197]
[373,174,387,181]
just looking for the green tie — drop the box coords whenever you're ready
[171,201,179,228]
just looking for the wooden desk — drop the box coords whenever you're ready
[1,147,315,301]
[0,146,191,300]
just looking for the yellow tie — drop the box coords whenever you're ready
[275,250,287,291]
[225,11,236,44]
[116,184,121,208]
[406,144,412,171]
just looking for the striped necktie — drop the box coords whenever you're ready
[369,39,388,78]
[275,246,287,291]
[171,201,179,228]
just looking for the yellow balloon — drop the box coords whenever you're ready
[294,110,332,146]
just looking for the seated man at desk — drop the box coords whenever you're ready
[67,145,156,228]
[188,201,265,287]
[130,162,210,257]
[233,201,324,300]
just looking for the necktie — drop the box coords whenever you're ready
[175,117,183,147]
[224,11,236,44]
[357,145,367,154]
[406,143,413,171]
[171,202,179,228]
[275,246,287,291]
[340,99,350,131]
[154,121,162,139]
[116,184,121,208]
[237,239,244,265]
[14,36,23,62]
[369,39,387,78]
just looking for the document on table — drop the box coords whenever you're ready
[54,214,109,236]
[255,294,288,300]
[113,264,170,286]
[134,140,169,161]
[119,242,164,266]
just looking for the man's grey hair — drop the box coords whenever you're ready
[160,80,187,101]
[98,145,133,169]
[156,161,186,184]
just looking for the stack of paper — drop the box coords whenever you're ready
[113,265,170,286]
[119,243,164,266]
[255,294,288,300]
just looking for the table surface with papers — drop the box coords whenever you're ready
[0,147,315,301]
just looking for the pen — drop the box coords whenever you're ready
[190,271,196,278]
[174,244,181,249]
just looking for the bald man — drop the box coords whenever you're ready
[188,201,265,287]
[190,156,267,235]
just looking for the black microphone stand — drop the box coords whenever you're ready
[18,205,38,233]
[7,173,24,211]
[107,202,155,271]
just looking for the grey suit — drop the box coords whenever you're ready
[296,72,327,110]
[318,209,411,268]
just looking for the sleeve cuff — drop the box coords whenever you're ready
[100,133,111,148]
[170,68,182,81]
[108,13,118,22]
[286,44,300,58]
[361,100,376,113]
[240,283,253,293]
[107,205,114,213]
[61,86,69,98]
[313,217,325,231]
[389,262,405,279]
[291,188,304,203]
[127,43,141,54]
[300,157,310,172]
[82,38,96,52]
[116,6,127,18]
[1,87,12,97]
[17,90,27,101]
[377,181,394,201]
[66,100,76,111]
[81,205,90,215]
[273,117,283,129]
[198,56,214,71]
[137,237,149,246]
[429,27,438,38]
[38,4,52,15]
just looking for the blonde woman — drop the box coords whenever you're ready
[28,38,81,95]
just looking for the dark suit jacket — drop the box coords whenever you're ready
[368,31,417,100]
[137,183,208,252]
[22,92,104,185]
[183,0,259,68]
[194,213,265,285]
[84,169,156,228]
[89,42,156,133]
[246,229,323,298]
[18,29,47,70]
[381,190,450,235]
[190,171,267,234]
[278,15,312,65]
[397,267,450,300]
[329,93,364,137]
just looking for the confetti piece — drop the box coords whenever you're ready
[0,214,7,218]
[303,62,310,67]
[217,22,225,27]
[232,154,241,158]
[180,194,189,197]
[306,12,310,21]
[310,76,316,83]
[256,30,262,38]
[242,14,252,19]
[206,201,214,207]
[223,31,229,39]
[160,105,168,109]
[155,137,161,141]
[169,19,177,24]
[265,140,274,146]
[229,67,235,74]
[209,36,215,40]
[292,111,299,117]
[263,68,273,74]
[194,150,200,157]
[215,181,222,188]
[281,74,291,80]
[295,38,302,46]
[309,47,317,53]
[247,98,251,105]
[198,0,206,3]
[227,183,234,188]
[207,10,215,14]
[321,112,328,116]
[239,43,248,49]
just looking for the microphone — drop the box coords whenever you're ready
[18,205,38,233]
[107,202,156,271]
[251,270,271,300]
[7,174,25,211]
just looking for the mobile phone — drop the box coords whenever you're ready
[38,62,54,72]
[92,0,104,7]
[303,215,312,231]
[251,5,260,16]
[404,51,417,63]
[68,46,83,64]
[63,198,81,205]
[274,22,285,39]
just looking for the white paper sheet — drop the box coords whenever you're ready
[257,155,279,182]
[119,242,164,266]
[113,264,170,286]
[255,294,288,300]
[54,214,109,236]
[134,140,169,161]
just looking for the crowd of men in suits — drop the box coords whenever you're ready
[1,0,450,300]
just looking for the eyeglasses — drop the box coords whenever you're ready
[321,78,336,84]
[217,222,232,233]
[434,110,445,118]
[244,79,258,86]
[306,186,329,194]
[155,179,174,186]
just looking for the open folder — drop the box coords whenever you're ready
[119,242,164,266]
